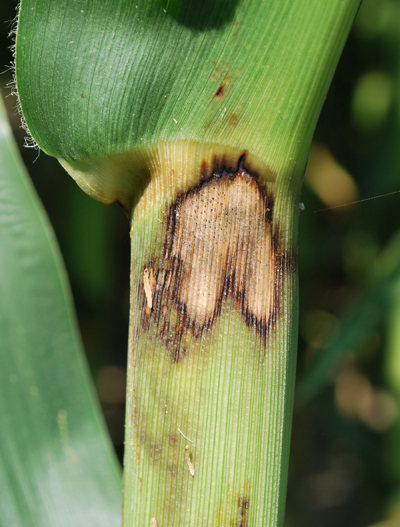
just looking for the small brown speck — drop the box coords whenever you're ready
[215,85,225,98]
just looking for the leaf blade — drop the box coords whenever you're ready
[0,93,122,527]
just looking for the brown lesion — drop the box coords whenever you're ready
[215,85,225,98]
[138,154,295,360]
[235,497,250,527]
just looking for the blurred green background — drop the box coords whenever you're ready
[1,0,400,525]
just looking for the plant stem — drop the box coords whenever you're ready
[123,142,299,525]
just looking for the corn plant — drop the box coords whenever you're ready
[1,0,361,525]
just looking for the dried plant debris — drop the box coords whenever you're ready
[143,267,156,313]
[185,445,195,476]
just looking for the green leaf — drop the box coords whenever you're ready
[0,93,121,527]
[15,0,360,211]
